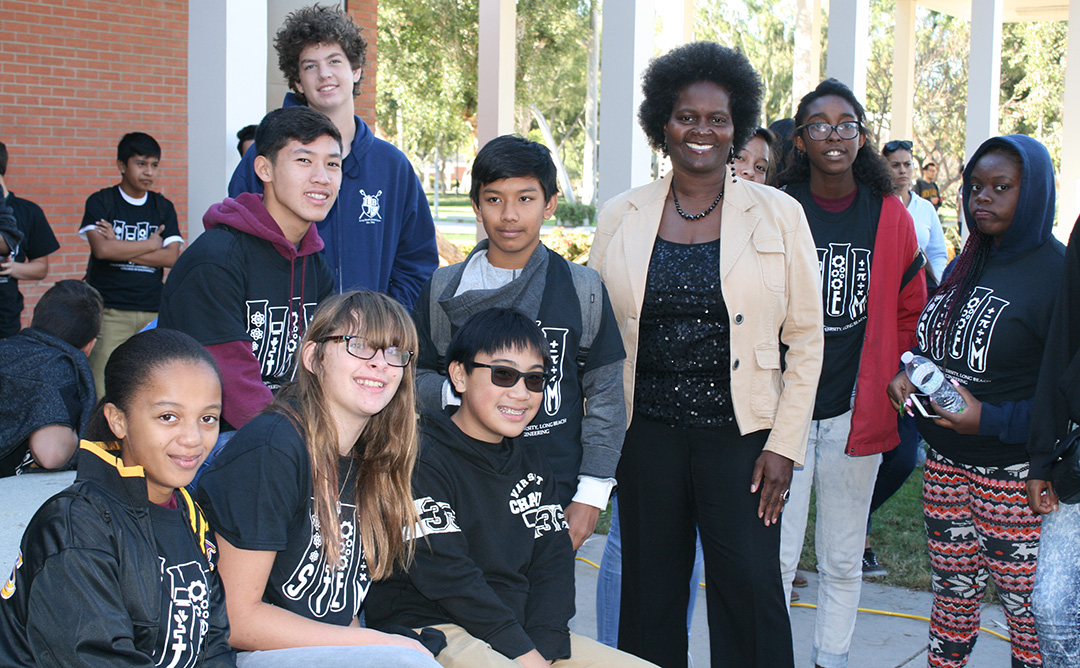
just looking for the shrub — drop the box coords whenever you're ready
[555,202,596,227]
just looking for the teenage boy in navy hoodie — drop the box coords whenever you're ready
[367,308,654,668]
[229,4,437,308]
[159,106,337,435]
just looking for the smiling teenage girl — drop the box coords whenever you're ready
[0,328,234,667]
[196,291,439,668]
[776,78,927,668]
[888,135,1063,668]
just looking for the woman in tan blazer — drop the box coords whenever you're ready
[588,42,823,668]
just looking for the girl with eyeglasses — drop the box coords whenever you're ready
[889,136,1062,668]
[776,78,927,668]
[196,291,441,668]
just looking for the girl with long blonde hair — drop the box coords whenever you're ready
[197,291,439,668]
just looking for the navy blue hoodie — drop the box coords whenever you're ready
[913,135,1065,466]
[229,94,438,309]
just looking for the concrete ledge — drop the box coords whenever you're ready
[1,471,76,565]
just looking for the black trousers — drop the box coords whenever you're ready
[616,415,794,668]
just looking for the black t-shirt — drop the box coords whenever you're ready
[80,186,182,311]
[914,240,1064,466]
[0,193,59,337]
[158,225,334,393]
[197,411,369,625]
[786,182,881,420]
[149,498,217,666]
[915,179,941,210]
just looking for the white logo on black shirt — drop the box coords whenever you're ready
[818,243,871,324]
[917,286,1010,374]
[359,189,383,224]
[157,559,211,668]
[247,298,317,387]
[412,496,461,536]
[540,326,567,417]
[509,473,567,539]
[282,499,367,619]
[112,220,157,274]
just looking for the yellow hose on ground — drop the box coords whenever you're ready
[574,556,1010,642]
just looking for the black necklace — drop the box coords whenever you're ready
[672,185,724,220]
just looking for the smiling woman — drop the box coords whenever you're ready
[590,41,824,668]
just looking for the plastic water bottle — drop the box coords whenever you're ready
[901,351,966,413]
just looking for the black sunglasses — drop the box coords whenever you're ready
[883,139,913,153]
[471,362,550,393]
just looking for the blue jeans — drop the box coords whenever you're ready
[236,645,440,667]
[595,493,704,648]
[1033,500,1080,668]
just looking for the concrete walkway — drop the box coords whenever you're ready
[3,472,1016,667]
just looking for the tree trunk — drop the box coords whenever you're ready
[530,106,577,205]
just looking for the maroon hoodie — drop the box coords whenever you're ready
[160,193,334,429]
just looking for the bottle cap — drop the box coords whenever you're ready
[900,351,914,363]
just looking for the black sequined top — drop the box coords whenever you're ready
[634,236,735,428]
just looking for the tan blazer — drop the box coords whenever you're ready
[589,170,823,465]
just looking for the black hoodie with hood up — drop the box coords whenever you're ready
[913,135,1065,466]
[365,409,575,662]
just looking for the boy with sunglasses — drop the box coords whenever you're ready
[367,308,654,668]
[411,135,626,551]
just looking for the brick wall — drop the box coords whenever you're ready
[0,0,189,328]
[0,0,381,329]
[349,0,378,129]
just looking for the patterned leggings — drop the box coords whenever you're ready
[924,448,1042,667]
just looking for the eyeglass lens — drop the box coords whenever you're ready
[344,338,411,367]
[480,363,547,393]
[806,122,860,141]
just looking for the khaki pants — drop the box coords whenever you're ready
[88,307,157,399]
[426,624,658,668]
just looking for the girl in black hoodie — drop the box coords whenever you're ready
[889,135,1065,668]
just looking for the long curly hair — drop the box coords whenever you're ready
[637,41,763,155]
[274,4,367,104]
[272,291,419,579]
[926,144,1023,352]
[777,79,895,197]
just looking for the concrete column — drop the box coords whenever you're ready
[890,0,916,141]
[657,0,694,52]
[477,0,516,149]
[825,0,869,101]
[1060,0,1080,229]
[965,0,1003,162]
[792,0,822,114]
[188,0,267,237]
[267,0,309,112]
[598,0,655,207]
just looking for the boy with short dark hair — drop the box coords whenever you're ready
[367,308,654,668]
[0,141,60,338]
[159,106,339,434]
[80,132,183,396]
[413,135,626,551]
[0,279,102,476]
[229,4,437,307]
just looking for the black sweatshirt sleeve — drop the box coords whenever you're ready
[407,459,536,659]
[521,473,574,661]
[411,279,447,414]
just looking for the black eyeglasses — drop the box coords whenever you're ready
[796,121,861,141]
[883,140,913,153]
[471,362,550,393]
[320,335,413,367]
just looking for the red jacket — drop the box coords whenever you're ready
[846,195,926,456]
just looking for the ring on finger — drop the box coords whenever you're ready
[781,489,790,502]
